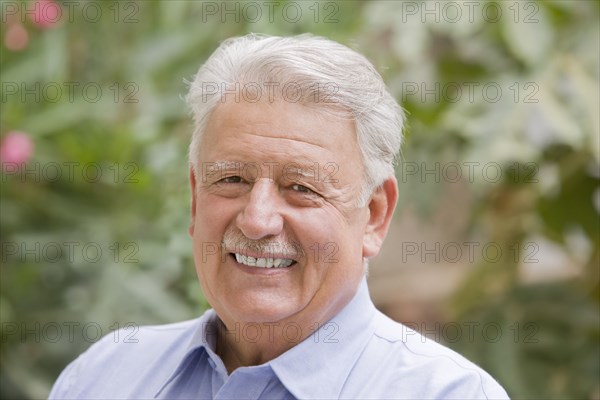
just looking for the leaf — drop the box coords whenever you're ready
[501,2,554,67]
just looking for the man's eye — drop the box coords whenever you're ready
[291,184,313,193]
[221,176,243,184]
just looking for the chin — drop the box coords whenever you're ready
[228,297,301,324]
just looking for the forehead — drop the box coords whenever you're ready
[200,99,359,162]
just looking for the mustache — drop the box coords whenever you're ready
[222,229,304,260]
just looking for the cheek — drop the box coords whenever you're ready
[296,210,365,269]
[192,196,233,279]
[195,194,235,236]
[192,197,231,306]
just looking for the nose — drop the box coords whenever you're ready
[236,179,284,240]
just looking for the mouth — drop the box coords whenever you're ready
[229,252,297,269]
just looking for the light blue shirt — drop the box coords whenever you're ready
[49,279,509,399]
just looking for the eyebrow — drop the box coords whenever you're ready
[282,164,319,180]
[202,160,332,187]
[202,160,241,177]
[205,160,241,171]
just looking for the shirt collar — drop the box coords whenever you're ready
[270,277,378,399]
[154,309,221,398]
[155,277,377,399]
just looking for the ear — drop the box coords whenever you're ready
[189,165,197,237]
[362,176,398,259]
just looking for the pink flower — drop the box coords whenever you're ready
[0,131,34,166]
[30,0,61,28]
[4,22,29,51]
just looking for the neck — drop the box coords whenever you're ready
[214,279,364,373]
[216,318,310,374]
[215,298,350,374]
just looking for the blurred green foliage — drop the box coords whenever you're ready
[1,1,598,399]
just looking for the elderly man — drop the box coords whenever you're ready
[50,34,508,399]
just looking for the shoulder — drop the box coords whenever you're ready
[75,318,199,366]
[343,311,509,399]
[49,316,207,399]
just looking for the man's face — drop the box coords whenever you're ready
[189,98,375,328]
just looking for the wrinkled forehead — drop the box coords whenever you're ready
[198,98,365,187]
[202,97,357,151]
[204,78,357,120]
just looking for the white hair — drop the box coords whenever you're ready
[186,33,404,206]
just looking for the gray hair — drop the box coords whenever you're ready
[186,33,404,206]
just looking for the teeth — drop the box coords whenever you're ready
[234,253,294,268]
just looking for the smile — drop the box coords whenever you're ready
[232,253,296,268]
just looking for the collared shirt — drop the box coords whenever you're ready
[49,279,509,399]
